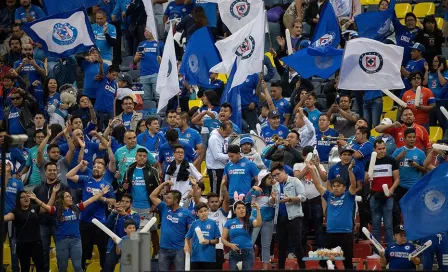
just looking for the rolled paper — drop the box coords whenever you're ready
[414,86,421,107]
[236,261,242,271]
[285,29,293,56]
[381,89,407,108]
[382,184,390,197]
[185,252,191,271]
[408,240,432,260]
[327,260,335,270]
[305,153,313,162]
[227,210,232,219]
[362,227,385,253]
[140,217,157,233]
[92,219,122,244]
[195,227,205,243]
[441,106,448,120]
[313,149,318,156]
[355,196,362,202]
[432,143,448,151]
[368,152,378,180]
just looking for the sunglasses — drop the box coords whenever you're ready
[10,96,22,101]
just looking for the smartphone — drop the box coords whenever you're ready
[138,46,145,59]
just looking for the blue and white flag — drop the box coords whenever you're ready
[220,60,242,129]
[311,0,340,48]
[179,26,221,89]
[400,163,448,240]
[355,0,396,41]
[21,7,96,58]
[43,0,101,16]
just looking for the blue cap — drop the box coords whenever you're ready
[411,43,425,53]
[299,40,311,49]
[240,136,254,146]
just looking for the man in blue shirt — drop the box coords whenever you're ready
[380,225,420,270]
[137,116,166,157]
[14,43,46,86]
[94,64,120,131]
[304,92,322,128]
[163,0,193,23]
[261,110,290,145]
[351,126,374,174]
[401,43,426,93]
[14,0,45,24]
[92,10,117,65]
[176,111,204,170]
[224,145,259,202]
[240,73,259,132]
[271,82,292,125]
[66,160,117,271]
[327,146,363,191]
[150,180,194,271]
[79,48,109,103]
[315,114,339,164]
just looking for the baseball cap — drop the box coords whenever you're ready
[411,43,425,53]
[394,225,406,234]
[240,136,254,146]
[329,177,347,186]
[339,146,355,155]
[257,169,270,186]
[118,73,132,86]
[268,110,280,118]
[2,160,13,170]
[380,118,393,126]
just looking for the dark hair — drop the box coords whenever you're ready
[378,0,389,8]
[227,144,240,154]
[270,161,285,172]
[302,146,315,157]
[9,37,21,47]
[357,126,370,139]
[207,192,219,200]
[192,6,208,27]
[195,202,208,212]
[94,156,109,166]
[288,130,300,141]
[203,90,220,107]
[146,116,159,126]
[318,114,329,121]
[197,182,205,192]
[404,128,416,137]
[233,201,251,230]
[405,12,417,22]
[44,161,58,170]
[136,119,146,135]
[423,15,438,31]
[34,129,45,138]
[46,143,60,153]
[120,193,133,203]
[271,81,282,88]
[165,129,179,142]
[55,191,79,222]
[70,115,82,124]
[431,55,447,73]
[307,92,317,99]
[220,120,233,131]
[221,102,233,113]
[124,219,136,229]
[49,124,63,142]
[136,148,148,154]
[173,144,184,152]
[401,107,413,117]
[2,73,15,81]
[108,65,121,74]
[167,109,177,115]
[16,191,26,209]
[374,139,385,148]
[43,77,58,107]
[168,190,182,205]
[188,106,200,117]
[112,125,126,145]
[122,96,134,104]
[408,71,423,82]
[339,94,352,101]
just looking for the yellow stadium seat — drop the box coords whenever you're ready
[360,0,369,5]
[430,126,443,143]
[371,128,380,138]
[384,109,398,122]
[382,96,394,112]
[50,260,58,272]
[217,73,228,84]
[395,3,412,19]
[264,52,276,67]
[436,17,444,30]
[86,261,102,272]
[200,161,207,176]
[3,245,11,265]
[115,263,120,272]
[399,19,405,25]
[329,124,334,129]
[367,0,380,5]
[413,2,435,18]
[203,176,211,195]
[188,99,203,109]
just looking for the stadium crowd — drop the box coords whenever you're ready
[1,0,448,271]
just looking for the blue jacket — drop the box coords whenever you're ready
[111,0,131,30]
[105,210,141,252]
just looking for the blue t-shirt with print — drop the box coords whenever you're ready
[176,127,202,148]
[392,146,425,189]
[91,23,117,61]
[13,59,45,85]
[136,130,166,153]
[352,141,373,173]
[7,106,25,135]
[94,78,117,113]
[260,124,289,145]
[131,167,151,209]
[224,217,255,249]
[328,162,364,187]
[157,201,194,250]
[185,218,221,262]
[315,128,339,163]
[138,40,160,76]
[428,71,448,99]
[122,113,133,130]
[239,74,259,109]
[14,5,45,23]
[78,175,115,223]
[4,178,24,215]
[385,242,417,270]
[82,61,109,99]
[60,142,100,170]
[164,1,193,20]
[224,157,259,199]
[403,59,426,92]
[273,98,292,124]
[323,190,355,233]
[364,90,382,101]
[304,107,322,128]
[52,204,84,241]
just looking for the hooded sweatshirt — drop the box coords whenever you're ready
[205,129,228,169]
[242,148,265,170]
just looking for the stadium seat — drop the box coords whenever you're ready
[382,96,394,112]
[395,3,412,19]
[366,259,382,270]
[413,2,435,18]
[86,261,102,272]
[223,260,230,270]
[200,161,207,176]
[265,52,276,67]
[264,0,282,8]
[128,69,141,82]
[143,100,157,111]
[285,258,299,270]
[217,73,228,84]
[371,128,380,138]
[430,126,443,143]
[335,260,345,269]
[366,5,378,12]
[436,17,444,29]
[360,0,369,5]
[354,243,372,259]
[355,259,366,270]
[304,260,320,269]
[253,260,264,270]
[367,0,380,5]
[188,99,203,109]
[384,109,398,122]
[267,21,282,52]
[3,245,11,265]
[203,176,211,195]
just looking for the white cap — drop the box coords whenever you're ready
[2,160,13,171]
[257,169,270,186]
[380,118,393,126]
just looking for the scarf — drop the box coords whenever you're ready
[166,159,190,182]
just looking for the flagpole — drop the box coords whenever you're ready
[264,10,272,49]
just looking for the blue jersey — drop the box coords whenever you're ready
[13,59,45,85]
[392,146,426,189]
[273,98,291,124]
[14,5,45,23]
[4,178,24,215]
[158,142,198,173]
[364,90,382,101]
[323,190,355,233]
[239,74,259,109]
[138,40,160,76]
[78,175,115,223]
[121,113,133,130]
[315,128,339,163]
[352,141,373,173]
[328,162,364,186]
[60,142,100,170]
[176,127,202,148]
[385,242,417,270]
[52,204,84,241]
[164,1,193,20]
[7,106,25,135]
[185,219,221,262]
[260,124,290,145]
[97,0,117,22]
[304,107,322,128]
[157,201,194,250]
[393,17,418,65]
[91,23,117,61]
[94,78,117,113]
[82,61,109,99]
[131,167,151,209]
[136,131,166,153]
[224,217,255,249]
[403,59,426,92]
[428,71,448,99]
[0,148,26,174]
[224,157,259,199]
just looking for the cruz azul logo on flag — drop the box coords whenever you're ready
[235,36,255,60]
[230,0,250,20]
[52,23,78,46]
[314,33,335,47]
[359,52,383,74]
[188,54,199,73]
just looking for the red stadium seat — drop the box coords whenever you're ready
[366,259,382,270]
[355,259,365,270]
[223,260,230,270]
[253,260,264,270]
[354,243,372,259]
[285,258,299,270]
[304,260,320,269]
[335,260,345,269]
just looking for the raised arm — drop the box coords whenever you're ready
[220,179,230,213]
[37,126,51,167]
[107,139,116,173]
[83,185,111,208]
[307,161,327,196]
[63,123,75,165]
[348,160,357,195]
[251,202,262,228]
[150,180,172,207]
[28,191,52,214]
[66,161,89,182]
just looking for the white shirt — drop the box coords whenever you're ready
[298,116,317,148]
[293,162,326,199]
[165,162,202,198]
[208,207,229,250]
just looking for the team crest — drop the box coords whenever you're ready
[52,23,78,46]
[359,52,383,74]
[235,36,255,60]
[314,33,336,47]
[178,212,183,217]
[188,54,199,73]
[315,55,334,69]
[421,187,446,215]
[206,224,211,229]
[12,182,16,187]
[230,0,250,20]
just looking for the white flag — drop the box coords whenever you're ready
[338,38,404,90]
[156,24,179,113]
[142,0,158,41]
[207,0,263,33]
[211,7,265,88]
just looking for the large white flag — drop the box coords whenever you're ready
[211,7,265,88]
[207,0,263,33]
[156,24,179,113]
[142,0,158,41]
[338,38,404,90]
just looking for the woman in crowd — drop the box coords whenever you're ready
[424,55,448,131]
[222,201,262,270]
[416,15,444,65]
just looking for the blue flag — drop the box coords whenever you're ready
[21,7,96,58]
[220,60,242,129]
[310,0,341,48]
[282,46,343,79]
[43,0,101,16]
[400,163,448,240]
[355,0,396,41]
[180,27,221,89]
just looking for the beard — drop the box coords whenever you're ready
[92,172,102,179]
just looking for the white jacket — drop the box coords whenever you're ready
[206,129,228,169]
[242,148,265,170]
